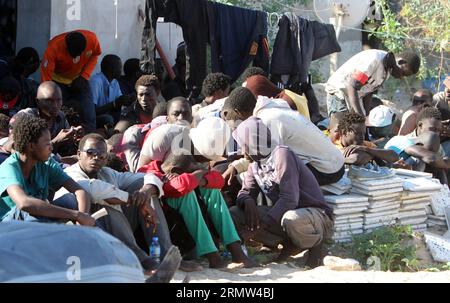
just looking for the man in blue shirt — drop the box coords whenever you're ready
[90,54,133,129]
[0,114,94,225]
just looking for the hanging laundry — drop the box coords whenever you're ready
[207,1,269,82]
[271,14,341,83]
[140,0,164,75]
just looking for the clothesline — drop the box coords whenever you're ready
[264,0,444,48]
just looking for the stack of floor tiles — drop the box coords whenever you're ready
[399,190,430,232]
[324,194,369,243]
[350,177,403,233]
[398,174,445,231]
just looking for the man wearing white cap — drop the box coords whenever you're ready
[366,104,396,148]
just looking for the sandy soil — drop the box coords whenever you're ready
[172,264,450,283]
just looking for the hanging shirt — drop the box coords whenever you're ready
[89,72,123,107]
[41,30,102,85]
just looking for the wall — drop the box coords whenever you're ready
[50,0,146,74]
[16,0,52,81]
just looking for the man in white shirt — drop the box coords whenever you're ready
[222,87,345,186]
[326,49,420,117]
[56,133,169,271]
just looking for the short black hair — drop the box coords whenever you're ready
[135,74,160,91]
[242,67,267,80]
[0,113,10,131]
[16,47,40,66]
[223,87,257,113]
[337,113,366,136]
[412,89,433,106]
[399,50,421,74]
[106,153,126,172]
[162,151,195,173]
[153,102,168,118]
[65,31,87,56]
[166,97,191,113]
[13,115,49,153]
[78,133,107,151]
[417,107,442,123]
[201,73,231,97]
[123,58,141,77]
[101,54,121,73]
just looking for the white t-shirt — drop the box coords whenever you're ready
[256,106,345,174]
[326,49,390,105]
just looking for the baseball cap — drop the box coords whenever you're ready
[366,105,395,128]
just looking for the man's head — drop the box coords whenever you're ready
[328,112,346,142]
[101,54,122,81]
[166,97,192,126]
[78,133,108,176]
[242,67,267,83]
[390,50,421,79]
[232,117,274,162]
[189,117,231,162]
[161,151,199,175]
[366,105,396,139]
[337,113,366,147]
[244,75,281,98]
[65,31,87,58]
[36,81,63,119]
[13,115,52,161]
[0,113,10,139]
[222,87,257,130]
[123,58,142,81]
[201,73,231,103]
[416,107,442,136]
[135,75,161,114]
[412,89,433,106]
[15,47,40,77]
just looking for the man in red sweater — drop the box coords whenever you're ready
[41,30,102,132]
[142,152,258,269]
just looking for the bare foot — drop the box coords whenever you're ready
[179,260,203,272]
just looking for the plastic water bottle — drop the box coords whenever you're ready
[149,236,161,263]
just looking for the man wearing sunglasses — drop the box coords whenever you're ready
[57,133,199,272]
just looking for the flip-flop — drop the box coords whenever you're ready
[146,245,181,283]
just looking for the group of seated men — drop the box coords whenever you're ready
[0,29,449,277]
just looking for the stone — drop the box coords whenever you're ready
[424,232,450,262]
[323,256,361,271]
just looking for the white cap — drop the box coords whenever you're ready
[189,117,231,161]
[367,105,395,127]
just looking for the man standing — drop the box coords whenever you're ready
[41,30,101,132]
[326,49,420,117]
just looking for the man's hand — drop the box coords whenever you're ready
[393,159,412,170]
[75,211,96,226]
[129,184,159,207]
[73,125,85,141]
[192,169,209,187]
[52,128,75,145]
[244,200,260,232]
[222,165,237,186]
[163,173,179,182]
[140,202,158,228]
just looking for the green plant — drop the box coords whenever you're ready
[367,0,449,89]
[347,225,420,272]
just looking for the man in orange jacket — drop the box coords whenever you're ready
[41,30,101,132]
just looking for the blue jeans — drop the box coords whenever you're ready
[2,193,78,223]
